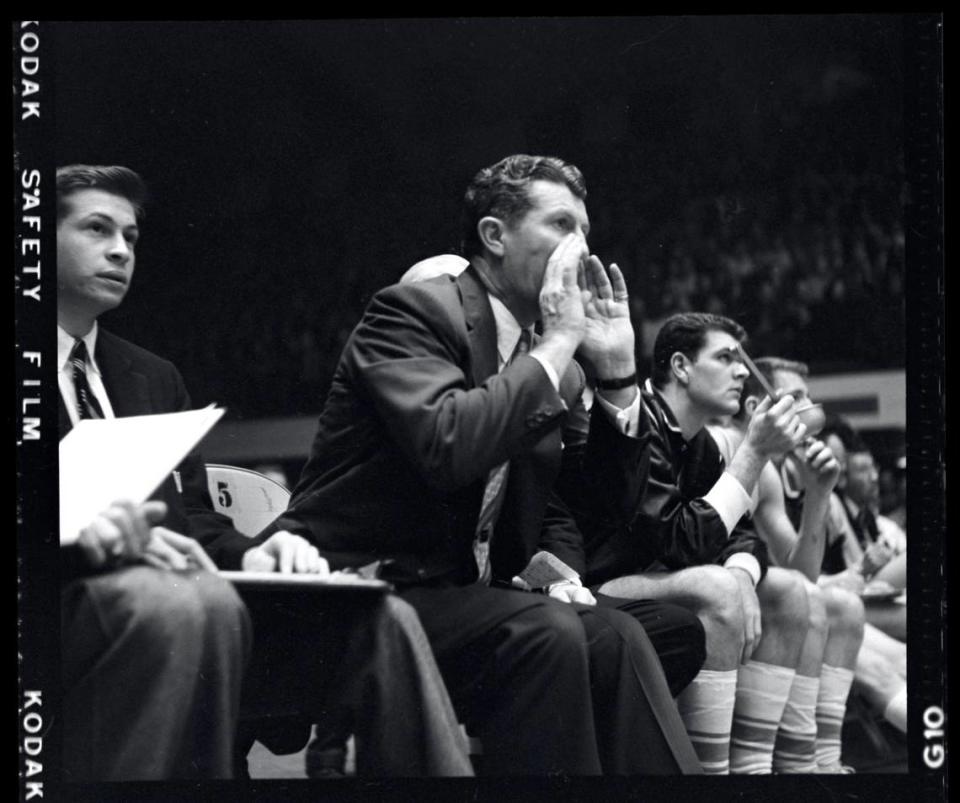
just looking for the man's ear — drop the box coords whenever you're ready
[670,352,689,385]
[477,216,506,257]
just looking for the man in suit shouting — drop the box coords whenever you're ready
[263,154,702,774]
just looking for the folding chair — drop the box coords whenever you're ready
[205,463,291,536]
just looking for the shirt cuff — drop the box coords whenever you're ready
[529,353,561,391]
[594,388,642,437]
[702,471,753,534]
[724,553,761,587]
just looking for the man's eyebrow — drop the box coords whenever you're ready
[552,212,590,236]
[80,211,139,232]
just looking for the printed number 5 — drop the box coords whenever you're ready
[217,481,233,509]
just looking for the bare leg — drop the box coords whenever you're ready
[600,566,743,773]
[854,622,907,714]
[731,568,807,774]
[600,566,743,670]
[773,578,826,773]
[752,567,809,669]
[821,585,865,670]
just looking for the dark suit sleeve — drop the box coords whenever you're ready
[558,396,651,527]
[537,492,589,578]
[637,418,769,578]
[717,520,769,578]
[346,284,578,492]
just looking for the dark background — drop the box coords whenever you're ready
[54,16,906,422]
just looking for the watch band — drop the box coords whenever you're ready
[595,372,638,391]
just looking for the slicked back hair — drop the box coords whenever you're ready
[651,312,746,390]
[57,164,148,222]
[460,154,586,259]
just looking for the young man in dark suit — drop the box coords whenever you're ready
[56,164,472,779]
[261,154,703,774]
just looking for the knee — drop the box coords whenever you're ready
[822,586,866,643]
[693,566,745,639]
[758,567,809,634]
[126,568,249,648]
[513,599,588,661]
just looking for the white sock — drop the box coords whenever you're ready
[815,664,855,769]
[676,668,738,774]
[883,686,907,732]
[730,661,796,774]
[773,673,820,773]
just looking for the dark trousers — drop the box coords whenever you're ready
[238,589,472,776]
[62,567,251,781]
[595,593,706,697]
[400,584,703,775]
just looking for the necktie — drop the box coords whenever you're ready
[70,339,105,420]
[473,329,532,584]
[857,507,880,546]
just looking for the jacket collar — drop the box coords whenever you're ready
[643,378,683,435]
[457,265,499,387]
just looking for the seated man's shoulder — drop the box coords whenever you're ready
[362,275,468,342]
[375,274,461,311]
[97,329,182,378]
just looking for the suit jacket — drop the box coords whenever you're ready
[59,328,256,573]
[263,266,648,588]
[583,384,769,587]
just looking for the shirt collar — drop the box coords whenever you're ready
[57,322,102,376]
[487,293,531,366]
[842,493,863,519]
[643,378,683,435]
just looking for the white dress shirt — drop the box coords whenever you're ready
[488,293,640,590]
[58,323,116,427]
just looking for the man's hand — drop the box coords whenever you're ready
[728,567,762,663]
[241,530,329,574]
[578,256,636,379]
[76,500,167,569]
[861,540,894,577]
[793,438,842,496]
[545,579,597,606]
[745,394,806,460]
[142,527,218,572]
[539,233,589,348]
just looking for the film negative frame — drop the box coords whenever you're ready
[14,16,944,801]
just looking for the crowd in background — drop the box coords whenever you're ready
[158,162,904,424]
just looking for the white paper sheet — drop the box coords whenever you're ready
[59,407,225,544]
